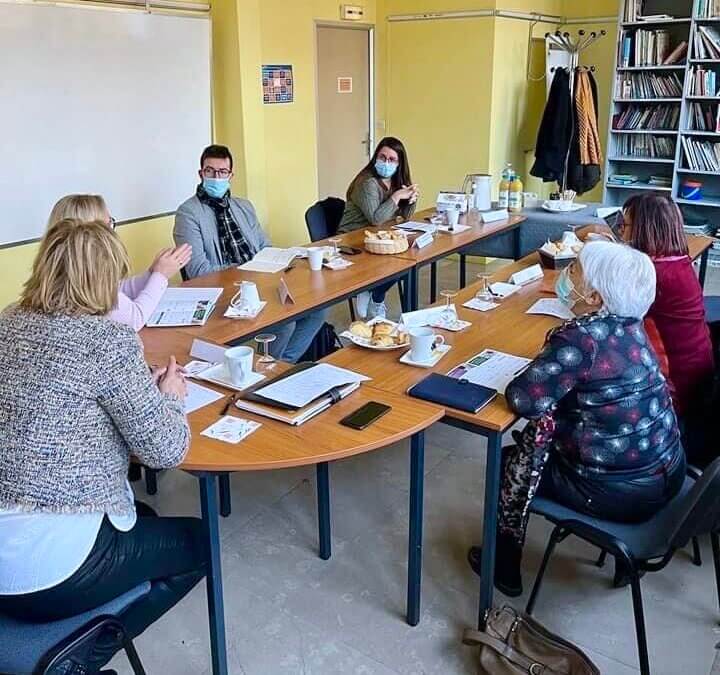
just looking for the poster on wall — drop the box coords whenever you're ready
[262,64,293,104]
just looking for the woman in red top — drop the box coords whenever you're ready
[622,194,714,464]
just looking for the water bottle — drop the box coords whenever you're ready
[498,163,513,209]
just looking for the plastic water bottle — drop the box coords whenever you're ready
[498,163,513,209]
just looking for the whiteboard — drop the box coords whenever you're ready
[0,2,211,246]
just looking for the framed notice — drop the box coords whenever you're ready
[262,64,293,104]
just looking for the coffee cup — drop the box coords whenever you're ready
[231,280,261,312]
[446,208,460,230]
[224,346,255,386]
[409,327,445,363]
[307,247,324,271]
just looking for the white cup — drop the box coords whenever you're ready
[446,208,460,230]
[307,247,324,271]
[232,280,261,311]
[409,327,445,363]
[224,346,255,386]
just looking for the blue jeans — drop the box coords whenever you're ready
[271,309,327,363]
[371,280,396,303]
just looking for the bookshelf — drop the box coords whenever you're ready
[604,0,720,233]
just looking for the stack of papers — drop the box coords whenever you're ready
[394,221,439,235]
[147,287,223,327]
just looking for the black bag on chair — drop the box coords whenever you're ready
[299,322,342,362]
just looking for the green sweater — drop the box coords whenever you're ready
[338,175,416,233]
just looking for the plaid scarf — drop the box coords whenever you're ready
[196,185,254,266]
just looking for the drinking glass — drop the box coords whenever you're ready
[254,334,277,370]
[439,289,458,324]
[328,237,342,259]
[476,274,493,302]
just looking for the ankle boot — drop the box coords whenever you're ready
[467,533,523,598]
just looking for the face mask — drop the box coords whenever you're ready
[375,160,398,179]
[555,268,579,309]
[202,177,230,199]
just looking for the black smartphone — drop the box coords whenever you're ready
[338,245,363,256]
[339,401,392,430]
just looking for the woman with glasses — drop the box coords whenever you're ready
[467,241,685,596]
[338,137,419,319]
[48,194,191,331]
[620,193,714,465]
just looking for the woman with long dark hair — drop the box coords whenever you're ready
[339,137,419,319]
[620,193,715,465]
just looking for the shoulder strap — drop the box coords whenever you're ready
[463,629,549,674]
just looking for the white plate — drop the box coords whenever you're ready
[542,202,586,213]
[340,318,410,351]
[193,363,266,391]
[399,344,452,368]
[224,301,267,320]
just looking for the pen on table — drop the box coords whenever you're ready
[220,393,238,416]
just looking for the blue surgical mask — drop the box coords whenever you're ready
[202,177,230,199]
[555,268,578,308]
[375,160,398,179]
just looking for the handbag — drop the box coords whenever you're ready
[462,606,600,675]
[298,322,343,362]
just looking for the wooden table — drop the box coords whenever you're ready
[334,208,526,309]
[141,329,444,675]
[323,228,715,630]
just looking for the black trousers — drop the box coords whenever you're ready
[0,506,205,643]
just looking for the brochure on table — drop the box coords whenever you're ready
[146,287,223,327]
[447,349,531,393]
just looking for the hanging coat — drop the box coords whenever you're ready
[530,68,573,184]
[566,70,602,195]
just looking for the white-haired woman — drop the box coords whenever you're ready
[468,241,686,595]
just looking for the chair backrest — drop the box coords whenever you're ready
[668,457,720,548]
[305,197,345,242]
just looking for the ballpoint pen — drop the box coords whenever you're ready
[220,393,238,416]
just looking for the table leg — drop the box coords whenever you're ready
[198,474,228,675]
[144,468,158,495]
[409,267,419,311]
[459,253,467,288]
[430,262,438,304]
[317,462,331,560]
[478,431,502,630]
[219,474,232,518]
[513,226,522,261]
[407,432,425,626]
[700,247,709,289]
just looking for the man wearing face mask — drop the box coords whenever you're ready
[174,144,325,362]
[467,241,686,596]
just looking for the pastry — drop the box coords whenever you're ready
[372,323,395,337]
[349,321,372,339]
[371,335,396,348]
[394,330,409,345]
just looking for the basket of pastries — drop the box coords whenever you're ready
[364,229,409,254]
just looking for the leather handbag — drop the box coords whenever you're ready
[462,606,600,675]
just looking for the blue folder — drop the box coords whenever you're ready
[408,373,497,413]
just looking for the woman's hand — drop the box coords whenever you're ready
[392,184,419,204]
[158,356,187,400]
[150,244,192,279]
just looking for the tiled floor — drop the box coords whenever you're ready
[112,258,720,675]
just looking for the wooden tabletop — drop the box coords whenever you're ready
[141,329,444,472]
[333,208,525,266]
[171,252,414,345]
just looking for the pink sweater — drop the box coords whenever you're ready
[108,272,168,332]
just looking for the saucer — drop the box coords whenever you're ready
[193,364,265,391]
[399,344,452,368]
[224,301,267,319]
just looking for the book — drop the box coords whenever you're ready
[146,287,223,327]
[663,41,687,65]
[237,247,299,274]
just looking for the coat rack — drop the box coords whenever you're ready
[545,29,607,192]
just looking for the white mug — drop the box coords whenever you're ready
[224,346,254,386]
[409,327,445,363]
[307,247,324,271]
[446,208,460,230]
[231,280,261,311]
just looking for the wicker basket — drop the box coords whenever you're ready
[364,237,409,255]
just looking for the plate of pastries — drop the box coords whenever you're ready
[342,318,410,350]
[364,229,409,254]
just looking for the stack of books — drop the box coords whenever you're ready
[681,136,720,171]
[683,220,715,236]
[697,0,720,18]
[694,26,720,60]
[615,72,683,98]
[618,31,686,68]
[616,134,676,158]
[687,102,720,132]
[613,104,680,130]
[608,174,640,185]
[687,67,718,97]
[648,175,672,187]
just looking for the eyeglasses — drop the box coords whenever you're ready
[376,155,398,164]
[201,167,232,179]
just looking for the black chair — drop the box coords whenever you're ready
[305,197,406,319]
[525,458,720,675]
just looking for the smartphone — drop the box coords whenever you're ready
[339,401,391,430]
[338,245,363,256]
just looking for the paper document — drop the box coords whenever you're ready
[394,221,438,235]
[201,416,261,444]
[237,247,297,273]
[254,363,370,409]
[438,223,472,234]
[463,298,499,312]
[489,282,519,299]
[527,298,574,321]
[400,305,454,329]
[147,288,222,327]
[450,349,531,393]
[185,381,224,414]
[190,338,226,364]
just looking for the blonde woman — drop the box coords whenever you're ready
[0,219,204,648]
[48,194,192,330]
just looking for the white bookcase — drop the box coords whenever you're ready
[604,0,720,230]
